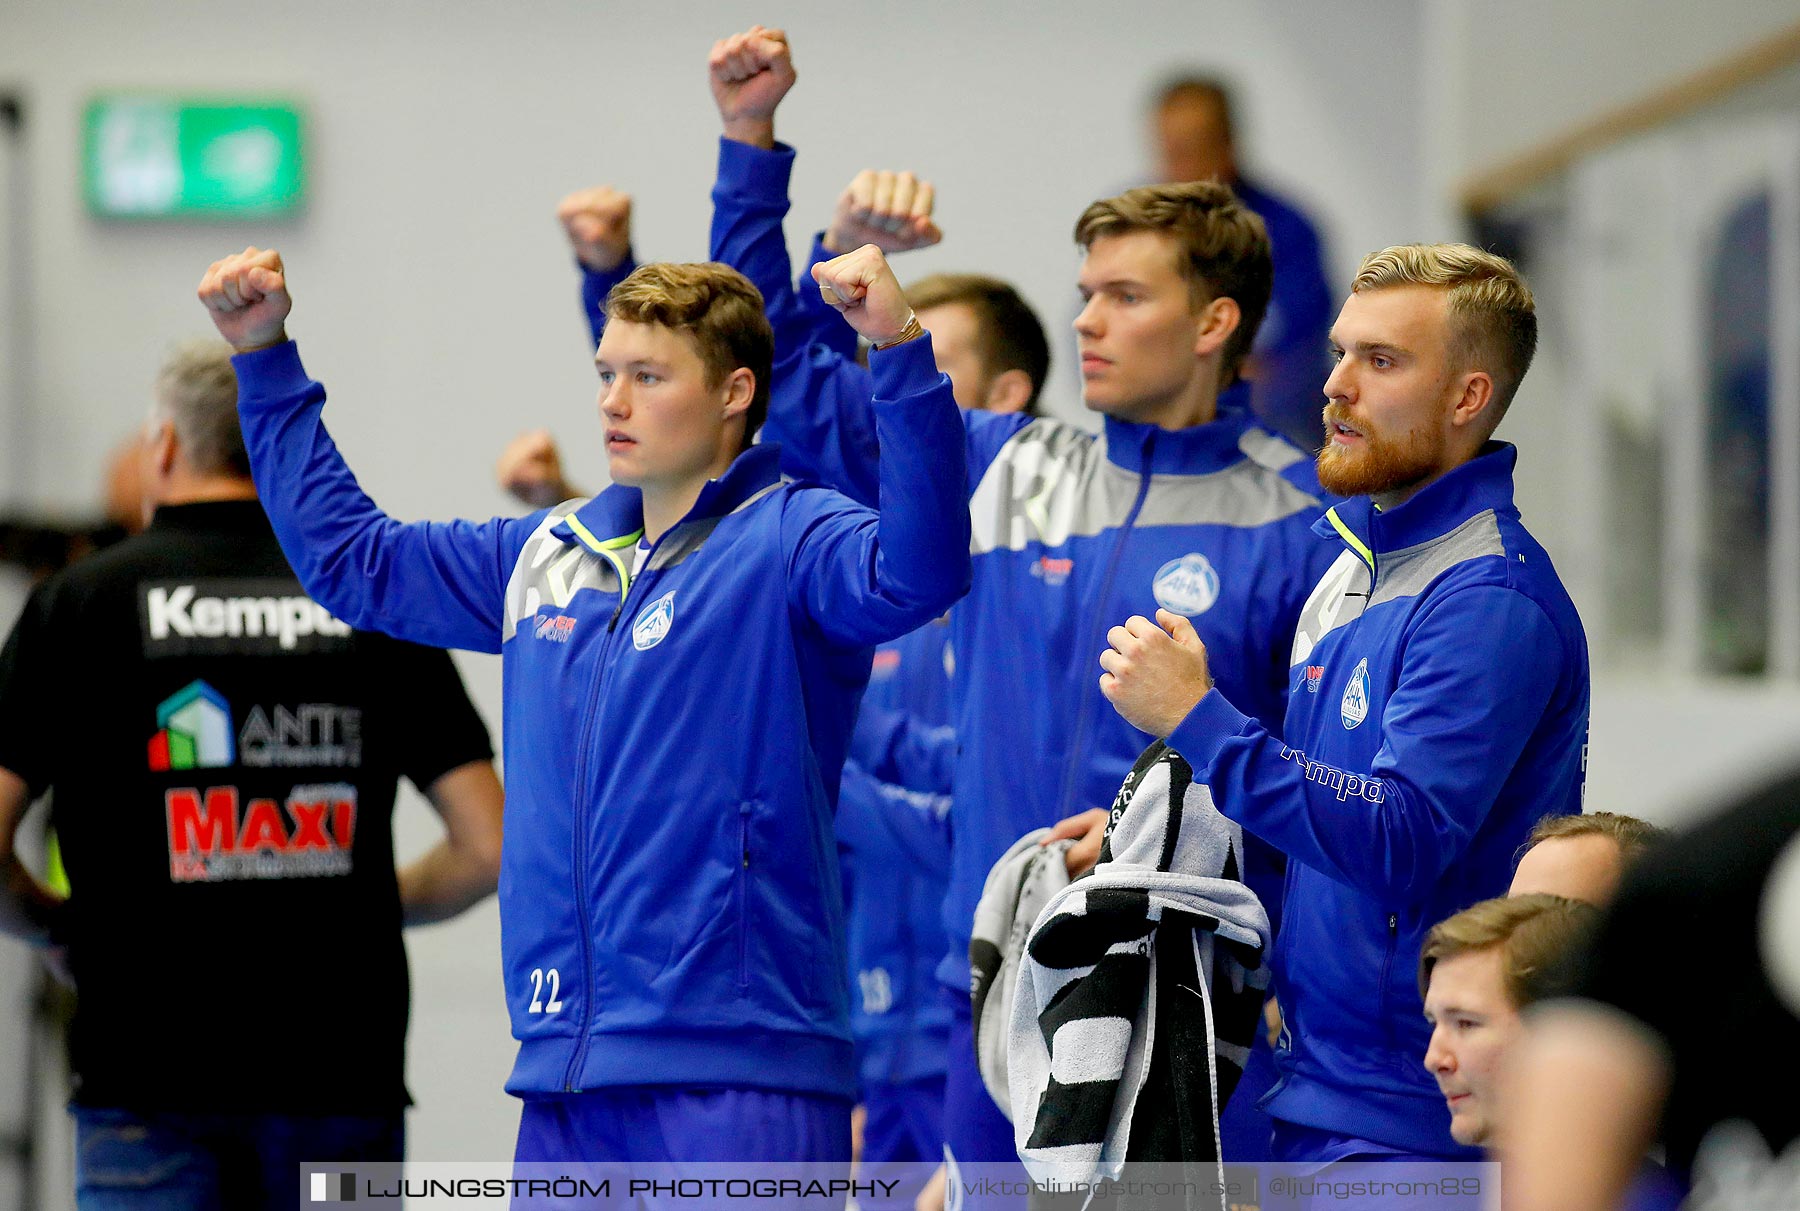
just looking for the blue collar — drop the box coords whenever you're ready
[552,442,785,552]
[1313,442,1520,566]
[1101,380,1255,476]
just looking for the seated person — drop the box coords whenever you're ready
[1420,894,1682,1210]
[1508,810,1666,904]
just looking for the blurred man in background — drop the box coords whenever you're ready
[0,341,504,1211]
[1152,76,1334,452]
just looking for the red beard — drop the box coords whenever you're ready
[1315,403,1446,499]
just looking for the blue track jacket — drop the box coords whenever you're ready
[1168,443,1590,1155]
[704,137,1341,993]
[231,337,970,1101]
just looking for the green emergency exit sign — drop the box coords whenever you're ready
[83,96,305,218]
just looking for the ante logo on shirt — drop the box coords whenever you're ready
[147,680,234,771]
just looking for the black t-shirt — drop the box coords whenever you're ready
[0,501,493,1114]
[1568,771,1800,1177]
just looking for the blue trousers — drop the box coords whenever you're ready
[940,986,1031,1210]
[513,1087,852,1209]
[72,1105,402,1211]
[859,1074,945,1209]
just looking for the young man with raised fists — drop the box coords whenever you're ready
[195,240,969,1164]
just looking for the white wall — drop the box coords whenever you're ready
[1422,0,1800,218]
[0,0,1428,1185]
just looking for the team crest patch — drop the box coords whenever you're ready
[1152,553,1220,616]
[1341,658,1370,729]
[631,591,677,651]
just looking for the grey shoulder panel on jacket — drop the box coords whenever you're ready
[1367,509,1508,610]
[968,419,1321,555]
[1237,425,1307,475]
[502,500,601,641]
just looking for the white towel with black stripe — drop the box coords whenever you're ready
[969,828,1073,1120]
[1005,742,1272,1192]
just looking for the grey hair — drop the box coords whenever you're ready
[151,339,250,477]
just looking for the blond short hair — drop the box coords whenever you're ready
[606,262,772,448]
[1417,894,1596,1009]
[1352,243,1537,420]
[1074,182,1271,386]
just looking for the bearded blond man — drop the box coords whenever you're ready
[1098,244,1590,1171]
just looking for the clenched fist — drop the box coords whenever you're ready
[823,170,942,256]
[557,186,632,273]
[810,245,915,347]
[196,246,291,353]
[496,430,578,509]
[1098,609,1215,738]
[709,25,795,149]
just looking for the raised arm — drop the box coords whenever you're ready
[783,245,969,645]
[792,170,943,362]
[559,185,638,350]
[707,27,936,506]
[198,248,541,653]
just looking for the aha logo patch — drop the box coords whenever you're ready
[1152,553,1220,616]
[631,591,677,651]
[1341,658,1371,729]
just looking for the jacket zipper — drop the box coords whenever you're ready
[561,537,655,1092]
[1052,433,1158,820]
[736,802,752,989]
[1377,910,1400,1059]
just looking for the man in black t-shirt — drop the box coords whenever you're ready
[1502,770,1800,1210]
[0,341,504,1211]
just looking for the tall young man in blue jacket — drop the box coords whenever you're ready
[1096,244,1589,1169]
[545,174,1046,1190]
[195,242,970,1163]
[701,25,1337,1180]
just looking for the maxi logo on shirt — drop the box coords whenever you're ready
[163,783,358,883]
[148,682,361,882]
